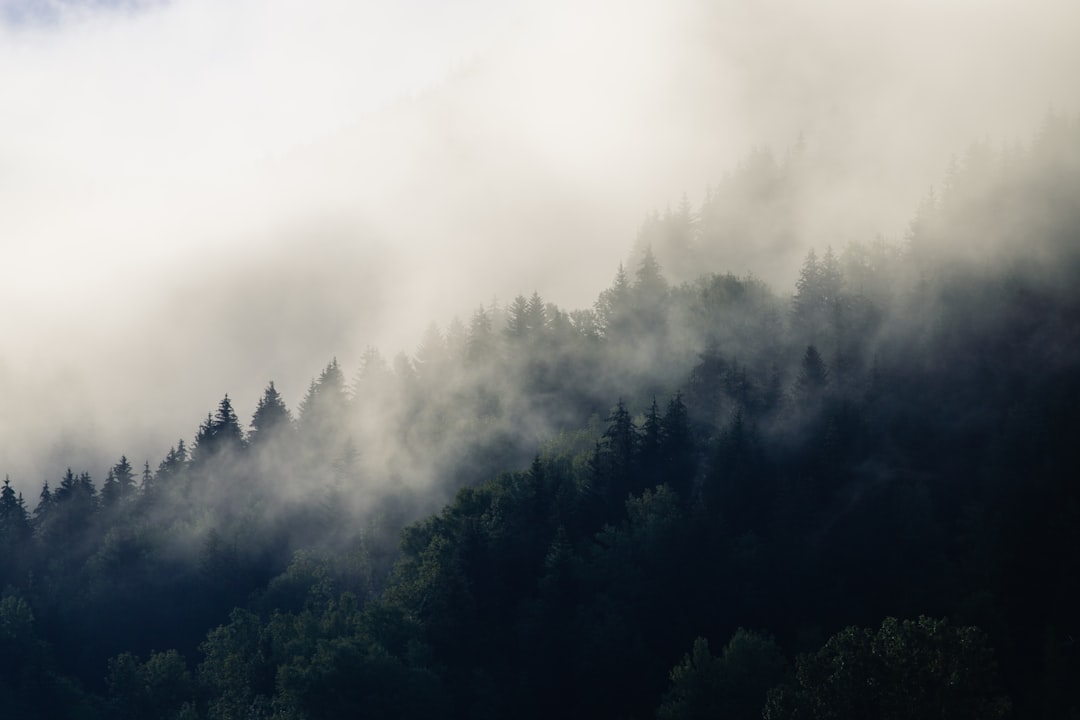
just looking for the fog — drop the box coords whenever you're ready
[2,0,1078,487]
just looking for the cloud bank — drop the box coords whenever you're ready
[1,0,1078,485]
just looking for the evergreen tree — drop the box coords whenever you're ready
[795,345,829,402]
[526,291,547,335]
[598,399,640,497]
[792,248,822,337]
[467,306,494,362]
[156,440,187,483]
[596,263,632,338]
[660,393,695,501]
[351,346,392,399]
[633,245,668,303]
[193,394,246,462]
[114,456,136,500]
[0,475,31,544]
[640,397,663,471]
[505,295,531,339]
[445,316,469,365]
[32,481,53,534]
[249,381,293,448]
[659,630,786,720]
[101,469,120,509]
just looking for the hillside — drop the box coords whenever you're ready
[1,116,1079,718]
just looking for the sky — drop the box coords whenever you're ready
[1,0,1079,488]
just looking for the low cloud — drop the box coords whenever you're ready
[1,0,1078,486]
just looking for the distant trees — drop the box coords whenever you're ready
[791,246,843,343]
[764,617,1010,720]
[658,630,786,720]
[248,381,293,448]
[192,394,246,463]
[102,455,136,510]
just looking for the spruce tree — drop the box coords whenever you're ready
[249,381,293,448]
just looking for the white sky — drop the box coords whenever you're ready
[1,0,1078,486]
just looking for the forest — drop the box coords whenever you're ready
[2,114,1079,719]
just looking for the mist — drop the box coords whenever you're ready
[2,0,1079,486]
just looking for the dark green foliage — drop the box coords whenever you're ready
[764,617,1010,720]
[658,630,786,720]
[248,381,293,448]
[0,476,31,544]
[192,395,246,463]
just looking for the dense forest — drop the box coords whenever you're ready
[2,114,1079,719]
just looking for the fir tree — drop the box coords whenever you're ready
[249,381,293,448]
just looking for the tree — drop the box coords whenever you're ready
[101,469,120,509]
[467,306,494,361]
[445,316,468,364]
[299,360,350,455]
[249,381,293,448]
[526,291,547,335]
[660,393,695,501]
[107,649,196,720]
[795,345,829,402]
[640,397,663,476]
[505,295,530,340]
[193,395,246,462]
[156,440,188,484]
[792,248,823,337]
[587,400,641,510]
[31,481,53,534]
[595,263,632,338]
[634,245,668,304]
[104,456,137,507]
[351,346,392,401]
[0,475,31,546]
[764,617,1010,720]
[658,630,786,720]
[414,322,447,379]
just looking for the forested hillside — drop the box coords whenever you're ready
[2,115,1079,718]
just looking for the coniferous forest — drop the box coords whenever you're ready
[2,116,1080,719]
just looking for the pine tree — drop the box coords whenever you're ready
[32,481,53,534]
[467,306,494,362]
[114,456,136,500]
[505,295,530,339]
[600,399,640,496]
[156,441,187,482]
[445,316,468,364]
[792,248,822,335]
[526,291,547,335]
[414,323,447,379]
[795,345,829,402]
[193,395,246,463]
[351,346,392,400]
[661,393,695,501]
[298,360,350,458]
[101,469,120,509]
[596,264,632,338]
[634,245,668,303]
[0,475,31,544]
[249,381,293,448]
[641,397,663,466]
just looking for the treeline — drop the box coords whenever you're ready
[1,114,1079,718]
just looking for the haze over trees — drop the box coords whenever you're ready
[0,116,1078,717]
